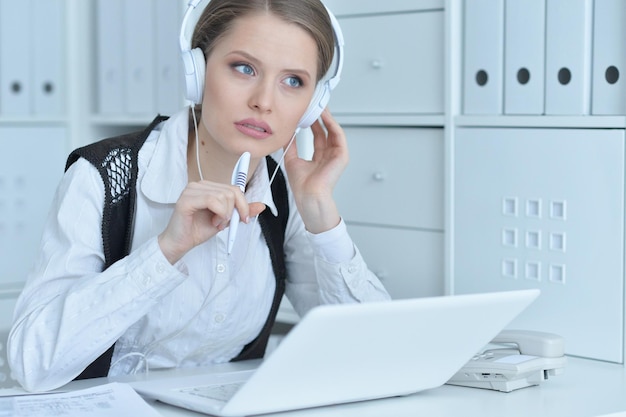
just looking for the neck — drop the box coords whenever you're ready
[187,108,259,184]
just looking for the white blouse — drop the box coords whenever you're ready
[8,109,390,392]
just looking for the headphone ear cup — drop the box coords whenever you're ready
[182,47,206,104]
[297,81,330,129]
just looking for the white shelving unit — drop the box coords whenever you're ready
[445,0,626,364]
[0,0,69,326]
[0,0,186,330]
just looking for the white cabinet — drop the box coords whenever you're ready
[453,127,625,363]
[334,127,444,299]
[327,2,446,303]
[0,0,185,330]
[0,0,69,330]
[0,127,66,295]
[0,125,66,329]
[447,0,626,363]
[279,2,446,321]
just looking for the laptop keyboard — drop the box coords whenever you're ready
[178,382,244,402]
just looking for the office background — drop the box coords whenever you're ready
[0,0,624,367]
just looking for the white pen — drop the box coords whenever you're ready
[227,151,251,254]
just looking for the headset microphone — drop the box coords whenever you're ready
[178,0,344,129]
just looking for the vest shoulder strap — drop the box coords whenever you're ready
[65,115,168,269]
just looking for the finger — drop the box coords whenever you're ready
[309,114,326,136]
[320,107,336,127]
[177,192,230,225]
[217,220,229,231]
[221,202,265,230]
[183,187,237,228]
[210,202,232,227]
[320,109,347,148]
[307,118,330,161]
[230,185,251,222]
[249,202,267,218]
[182,182,234,211]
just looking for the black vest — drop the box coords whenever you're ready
[65,115,289,379]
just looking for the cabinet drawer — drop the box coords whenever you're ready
[329,10,444,115]
[335,127,443,230]
[348,224,444,299]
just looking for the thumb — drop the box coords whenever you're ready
[249,202,267,218]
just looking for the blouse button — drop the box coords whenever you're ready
[216,264,226,273]
[214,313,225,323]
[155,261,166,274]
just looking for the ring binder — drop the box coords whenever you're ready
[503,0,546,115]
[545,0,592,115]
[462,0,504,115]
[591,0,626,115]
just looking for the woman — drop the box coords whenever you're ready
[8,0,390,392]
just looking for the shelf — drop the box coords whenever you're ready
[0,118,67,126]
[455,115,626,129]
[334,114,445,127]
[90,114,164,127]
[0,283,23,299]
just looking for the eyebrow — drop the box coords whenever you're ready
[227,50,313,81]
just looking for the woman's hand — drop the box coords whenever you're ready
[283,109,348,234]
[158,181,266,264]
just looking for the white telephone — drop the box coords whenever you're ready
[446,329,567,392]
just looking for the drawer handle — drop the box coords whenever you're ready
[372,172,386,181]
[370,60,383,69]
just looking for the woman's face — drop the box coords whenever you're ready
[199,12,319,160]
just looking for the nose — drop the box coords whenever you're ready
[248,79,273,113]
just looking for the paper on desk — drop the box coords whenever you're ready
[0,382,160,417]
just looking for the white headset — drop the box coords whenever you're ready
[179,0,344,130]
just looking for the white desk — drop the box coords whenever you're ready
[109,356,626,417]
[4,357,625,416]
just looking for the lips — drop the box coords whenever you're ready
[234,119,273,139]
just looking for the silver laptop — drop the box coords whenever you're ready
[131,289,539,416]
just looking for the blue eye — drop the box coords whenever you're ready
[284,76,303,88]
[233,63,254,76]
